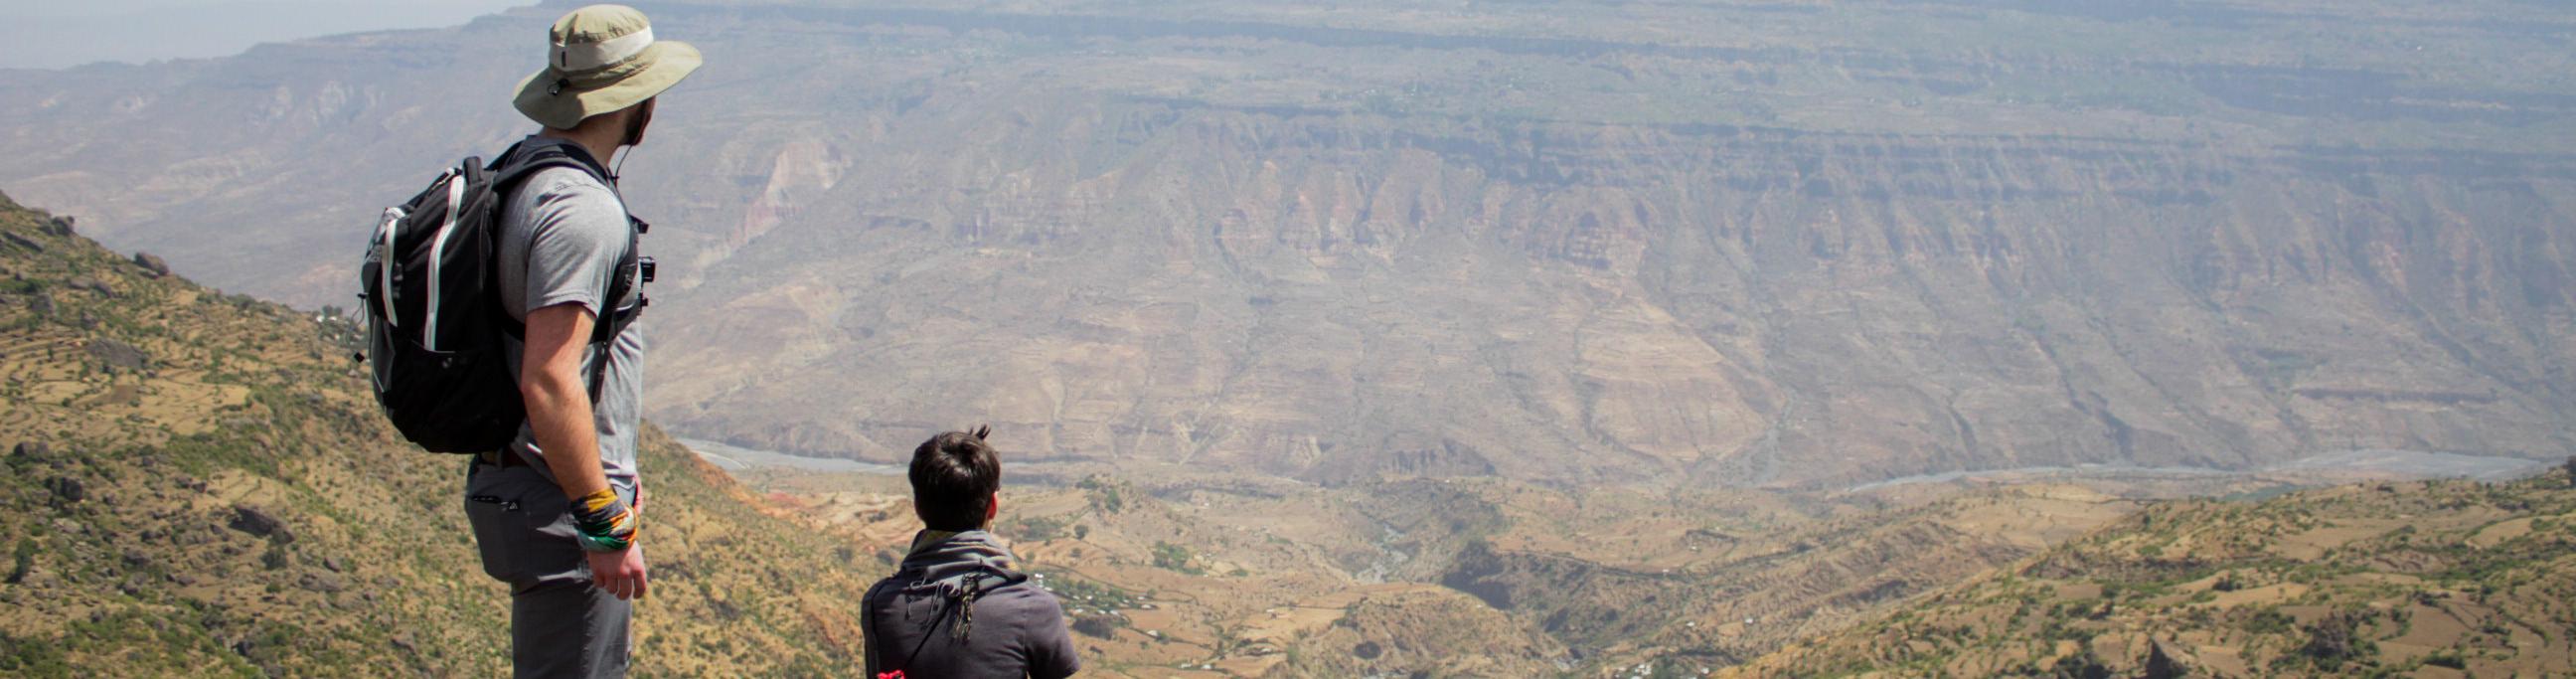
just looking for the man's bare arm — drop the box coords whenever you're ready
[520,302,646,599]
[520,303,612,499]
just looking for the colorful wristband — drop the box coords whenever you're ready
[569,487,637,553]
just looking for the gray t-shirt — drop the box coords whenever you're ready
[497,150,645,497]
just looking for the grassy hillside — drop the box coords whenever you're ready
[1722,472,2576,678]
[0,191,880,677]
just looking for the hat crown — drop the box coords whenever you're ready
[552,5,650,45]
[549,5,656,72]
[514,3,700,129]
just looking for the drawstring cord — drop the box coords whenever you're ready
[950,577,986,640]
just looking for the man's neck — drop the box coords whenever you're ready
[537,126,622,169]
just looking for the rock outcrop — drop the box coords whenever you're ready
[130,252,168,277]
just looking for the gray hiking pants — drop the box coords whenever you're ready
[465,460,631,679]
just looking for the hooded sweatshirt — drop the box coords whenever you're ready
[862,530,1081,679]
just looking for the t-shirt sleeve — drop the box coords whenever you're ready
[519,173,628,318]
[1023,592,1082,679]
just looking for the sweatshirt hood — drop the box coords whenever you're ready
[895,530,1028,597]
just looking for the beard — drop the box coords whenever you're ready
[619,99,655,147]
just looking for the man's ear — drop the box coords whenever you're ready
[972,424,991,440]
[984,493,1001,525]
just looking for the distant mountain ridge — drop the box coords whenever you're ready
[1,0,2570,485]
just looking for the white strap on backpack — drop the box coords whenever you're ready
[423,173,467,351]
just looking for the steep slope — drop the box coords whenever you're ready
[1436,482,2148,675]
[1722,471,2576,677]
[3,0,2572,486]
[0,193,877,676]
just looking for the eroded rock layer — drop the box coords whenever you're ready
[1,0,2569,485]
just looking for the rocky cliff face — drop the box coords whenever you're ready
[1,0,2569,485]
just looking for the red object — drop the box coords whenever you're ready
[878,672,905,679]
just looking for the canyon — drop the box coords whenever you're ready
[0,0,2568,487]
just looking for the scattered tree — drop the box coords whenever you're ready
[2297,610,2372,671]
[1150,542,1202,575]
[2143,639,2186,679]
[5,538,33,585]
[2050,645,2112,679]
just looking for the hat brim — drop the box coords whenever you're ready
[513,41,702,129]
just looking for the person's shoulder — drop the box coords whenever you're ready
[522,165,614,202]
[511,166,621,235]
[989,580,1068,615]
[862,575,903,599]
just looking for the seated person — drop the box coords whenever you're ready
[862,426,1081,679]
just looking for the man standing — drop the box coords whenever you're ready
[463,5,699,677]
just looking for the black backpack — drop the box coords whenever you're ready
[358,139,644,453]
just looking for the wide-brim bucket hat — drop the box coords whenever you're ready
[512,4,702,129]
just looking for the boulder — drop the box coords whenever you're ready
[1,232,41,253]
[132,253,170,278]
[296,571,346,594]
[45,476,84,504]
[45,216,75,237]
[229,505,293,543]
[67,277,114,297]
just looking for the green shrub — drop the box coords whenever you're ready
[0,632,73,677]
[6,537,32,584]
[1150,542,1200,574]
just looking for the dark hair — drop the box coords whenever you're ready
[909,425,1000,531]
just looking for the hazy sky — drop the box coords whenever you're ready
[0,0,535,70]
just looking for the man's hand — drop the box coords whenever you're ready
[588,543,647,600]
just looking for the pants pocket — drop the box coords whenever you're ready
[519,490,589,582]
[465,469,529,585]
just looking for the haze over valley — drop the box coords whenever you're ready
[4,0,2572,487]
[2,1,2573,676]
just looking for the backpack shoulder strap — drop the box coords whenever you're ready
[486,139,643,403]
[490,138,613,189]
